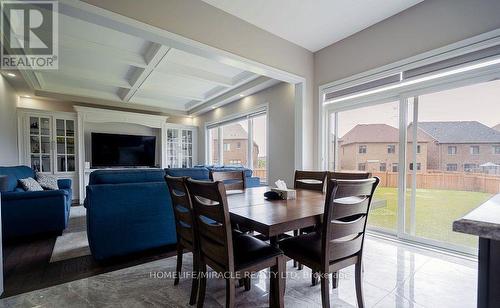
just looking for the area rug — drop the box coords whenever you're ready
[50,205,91,263]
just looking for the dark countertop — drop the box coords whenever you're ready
[453,194,500,241]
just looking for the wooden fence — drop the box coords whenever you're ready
[253,168,267,180]
[371,170,500,194]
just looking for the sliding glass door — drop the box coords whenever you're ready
[330,101,401,234]
[325,79,500,254]
[404,80,500,251]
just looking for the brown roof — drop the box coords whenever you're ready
[339,124,399,145]
[339,123,430,145]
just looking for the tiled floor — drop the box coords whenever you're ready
[0,235,477,307]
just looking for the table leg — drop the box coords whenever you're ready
[270,236,278,248]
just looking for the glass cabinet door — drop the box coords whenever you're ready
[55,119,76,173]
[166,128,194,168]
[167,128,180,168]
[29,116,52,172]
[181,129,193,168]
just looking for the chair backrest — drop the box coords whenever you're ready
[210,171,245,191]
[294,170,327,191]
[321,177,379,267]
[165,175,195,249]
[186,178,234,272]
[327,171,371,181]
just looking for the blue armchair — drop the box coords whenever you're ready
[0,166,72,240]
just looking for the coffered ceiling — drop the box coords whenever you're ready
[20,12,262,113]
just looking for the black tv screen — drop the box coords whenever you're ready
[91,133,156,168]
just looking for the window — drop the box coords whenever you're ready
[409,163,421,171]
[416,145,421,154]
[464,164,477,172]
[358,163,366,171]
[392,163,398,172]
[387,144,396,154]
[470,146,480,155]
[358,145,367,154]
[379,163,386,172]
[494,146,500,154]
[446,164,458,172]
[208,127,220,165]
[207,109,267,183]
[448,146,457,155]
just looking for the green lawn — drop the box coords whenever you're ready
[368,187,492,248]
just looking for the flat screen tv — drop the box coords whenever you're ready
[91,133,156,168]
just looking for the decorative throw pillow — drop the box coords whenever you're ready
[36,173,59,190]
[18,177,44,191]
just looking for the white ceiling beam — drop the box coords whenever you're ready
[40,85,121,102]
[121,43,171,101]
[155,62,233,87]
[60,34,148,68]
[38,66,131,89]
[135,87,204,101]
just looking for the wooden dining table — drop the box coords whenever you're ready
[227,186,326,246]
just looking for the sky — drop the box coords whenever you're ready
[336,79,500,137]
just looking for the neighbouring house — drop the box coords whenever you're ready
[337,124,429,173]
[213,123,259,166]
[414,121,500,173]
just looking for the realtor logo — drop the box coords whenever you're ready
[1,0,58,69]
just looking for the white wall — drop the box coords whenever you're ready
[197,82,296,186]
[0,76,19,166]
[313,0,500,167]
[83,0,315,170]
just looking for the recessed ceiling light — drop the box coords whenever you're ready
[211,106,216,109]
[7,73,16,77]
[239,94,245,97]
[22,95,31,98]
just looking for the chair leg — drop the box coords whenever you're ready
[189,252,199,305]
[174,244,183,286]
[320,273,330,308]
[311,272,319,286]
[270,255,285,308]
[331,271,339,289]
[244,276,251,291]
[293,230,298,268]
[355,262,365,308]
[196,263,207,308]
[226,278,236,308]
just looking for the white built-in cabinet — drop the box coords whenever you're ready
[18,109,78,198]
[166,126,197,168]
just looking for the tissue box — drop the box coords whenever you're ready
[271,188,296,200]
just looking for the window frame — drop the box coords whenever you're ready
[448,146,457,155]
[470,145,480,155]
[387,144,396,154]
[205,106,268,183]
[358,145,367,154]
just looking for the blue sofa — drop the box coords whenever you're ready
[85,166,259,260]
[0,166,72,240]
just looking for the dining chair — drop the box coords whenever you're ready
[293,170,328,268]
[165,175,199,306]
[327,171,371,181]
[279,177,380,308]
[186,178,285,308]
[294,170,328,191]
[210,170,246,192]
